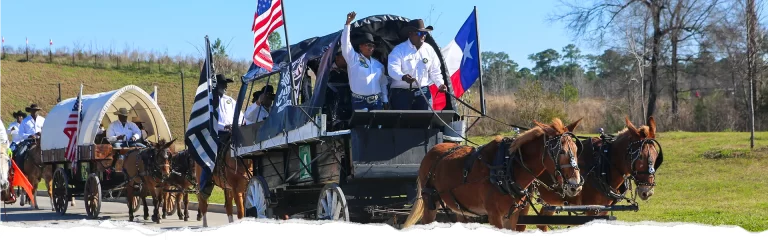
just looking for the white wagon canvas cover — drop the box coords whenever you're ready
[41,85,172,162]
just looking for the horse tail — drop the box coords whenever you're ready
[402,176,424,229]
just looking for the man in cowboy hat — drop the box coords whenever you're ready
[131,116,150,145]
[214,73,244,147]
[341,11,389,111]
[14,104,46,171]
[6,110,27,151]
[387,18,447,111]
[243,90,270,125]
[106,108,146,150]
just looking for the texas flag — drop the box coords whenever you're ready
[430,8,481,110]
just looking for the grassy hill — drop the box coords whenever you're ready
[1,59,257,147]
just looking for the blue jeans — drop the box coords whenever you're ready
[390,87,431,110]
[112,141,147,149]
[352,94,383,111]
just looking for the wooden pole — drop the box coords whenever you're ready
[747,0,757,149]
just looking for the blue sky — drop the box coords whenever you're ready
[1,0,604,69]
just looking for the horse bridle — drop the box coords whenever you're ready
[541,132,584,194]
[626,138,663,187]
[140,146,172,182]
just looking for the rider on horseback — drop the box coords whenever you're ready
[6,111,27,152]
[13,104,45,172]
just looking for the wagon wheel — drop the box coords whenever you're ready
[316,183,349,221]
[52,167,69,215]
[244,176,271,219]
[84,173,102,219]
[165,190,177,216]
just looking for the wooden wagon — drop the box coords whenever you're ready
[39,85,174,218]
[229,14,467,224]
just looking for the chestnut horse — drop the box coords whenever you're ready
[123,139,175,223]
[162,149,196,221]
[401,118,585,231]
[515,116,663,231]
[18,138,74,210]
[195,140,253,227]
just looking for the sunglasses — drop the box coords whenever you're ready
[412,31,427,37]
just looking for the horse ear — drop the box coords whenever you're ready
[647,117,657,138]
[566,118,583,133]
[624,116,640,137]
[534,120,557,136]
[164,138,177,149]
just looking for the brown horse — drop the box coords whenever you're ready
[123,139,175,223]
[401,118,584,231]
[162,149,196,221]
[515,116,662,232]
[18,138,74,210]
[194,141,253,227]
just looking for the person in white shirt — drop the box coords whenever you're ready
[14,104,46,170]
[387,19,447,110]
[244,91,270,125]
[215,74,244,147]
[342,11,389,111]
[6,111,26,151]
[106,108,146,150]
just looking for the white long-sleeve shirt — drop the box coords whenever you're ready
[216,94,244,132]
[243,103,269,125]
[6,121,23,144]
[0,119,9,146]
[106,120,141,143]
[19,115,45,139]
[341,24,389,102]
[387,40,444,89]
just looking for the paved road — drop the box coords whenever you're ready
[0,194,233,230]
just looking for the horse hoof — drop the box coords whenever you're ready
[162,214,167,219]
[129,217,134,221]
[144,216,149,221]
[184,217,189,222]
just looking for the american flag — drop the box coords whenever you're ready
[252,0,284,70]
[185,37,219,196]
[63,86,83,166]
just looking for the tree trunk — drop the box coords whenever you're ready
[747,0,757,148]
[646,0,663,125]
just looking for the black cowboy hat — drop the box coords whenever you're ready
[261,85,275,95]
[352,32,376,46]
[25,104,42,112]
[401,19,432,37]
[12,110,27,118]
[215,73,234,85]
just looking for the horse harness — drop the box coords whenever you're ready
[421,132,582,220]
[583,133,664,205]
[126,146,171,191]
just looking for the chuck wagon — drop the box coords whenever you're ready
[40,85,173,218]
[230,14,466,224]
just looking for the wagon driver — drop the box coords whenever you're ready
[387,19,447,110]
[342,11,389,111]
[106,108,146,160]
[6,110,27,151]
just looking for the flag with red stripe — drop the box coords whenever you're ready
[430,8,480,110]
[252,0,284,71]
[63,88,83,168]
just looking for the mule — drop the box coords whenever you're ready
[401,118,584,231]
[194,141,253,227]
[123,139,175,223]
[515,116,662,232]
[162,149,196,221]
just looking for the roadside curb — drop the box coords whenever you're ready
[34,190,228,214]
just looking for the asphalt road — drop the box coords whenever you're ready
[0,194,234,230]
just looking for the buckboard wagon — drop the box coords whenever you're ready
[227,14,638,227]
[40,85,174,218]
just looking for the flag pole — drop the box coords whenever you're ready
[204,36,215,139]
[73,84,83,175]
[473,6,487,116]
[280,0,295,105]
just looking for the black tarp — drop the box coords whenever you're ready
[235,14,457,146]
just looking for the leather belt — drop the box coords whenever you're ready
[351,92,379,104]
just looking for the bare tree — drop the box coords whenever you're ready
[746,0,758,148]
